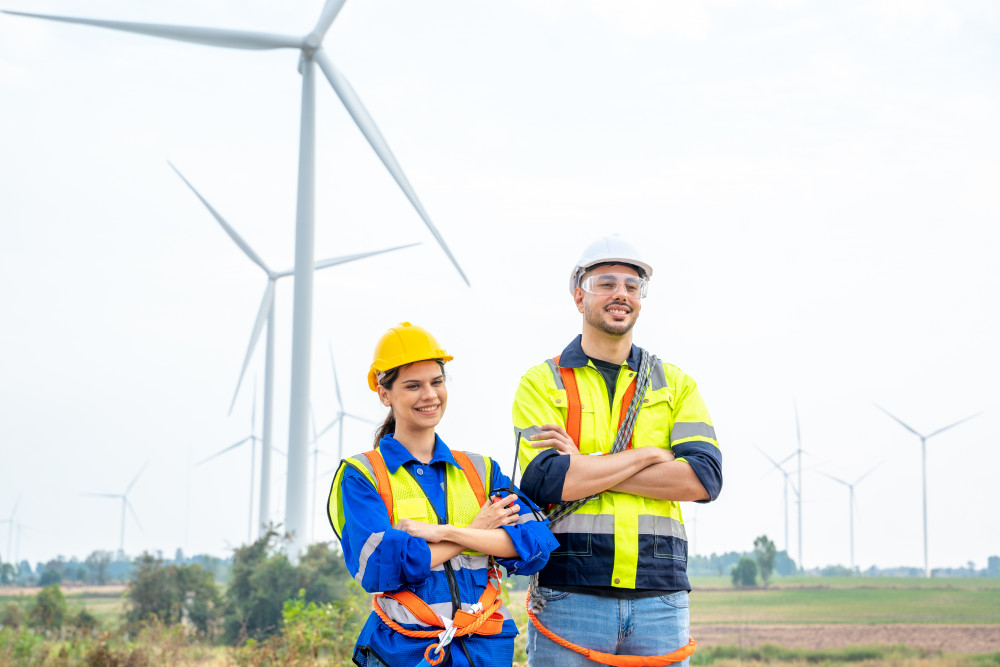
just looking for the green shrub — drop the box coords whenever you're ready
[29,584,67,631]
[731,556,758,588]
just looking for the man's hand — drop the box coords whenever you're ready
[528,424,577,455]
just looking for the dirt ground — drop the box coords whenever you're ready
[695,624,1000,654]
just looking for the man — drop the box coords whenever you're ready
[512,234,722,666]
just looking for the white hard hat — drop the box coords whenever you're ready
[569,234,653,294]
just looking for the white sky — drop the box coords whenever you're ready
[1,0,997,573]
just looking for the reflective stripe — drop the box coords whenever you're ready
[638,515,687,540]
[461,451,488,490]
[517,425,547,442]
[545,358,564,390]
[355,531,384,585]
[379,597,513,628]
[351,452,378,479]
[551,513,685,538]
[431,553,492,573]
[551,513,614,535]
[649,361,668,392]
[671,421,717,443]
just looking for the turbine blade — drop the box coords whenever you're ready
[274,243,422,278]
[310,0,347,41]
[196,436,252,466]
[927,412,982,439]
[316,415,342,440]
[83,493,121,499]
[9,491,22,519]
[314,51,470,286]
[329,343,344,410]
[873,403,923,438]
[126,500,144,534]
[169,162,271,274]
[229,281,276,415]
[819,471,849,487]
[344,412,377,426]
[854,463,881,485]
[2,11,303,50]
[756,446,784,471]
[125,460,149,495]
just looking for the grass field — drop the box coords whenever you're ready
[688,577,1000,625]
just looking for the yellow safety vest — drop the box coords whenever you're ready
[513,355,718,590]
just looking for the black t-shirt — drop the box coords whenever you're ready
[589,356,621,410]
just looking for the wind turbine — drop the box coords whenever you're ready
[819,465,879,572]
[4,1,470,558]
[84,462,149,557]
[316,342,376,462]
[875,404,981,578]
[196,382,262,543]
[2,492,22,563]
[758,448,797,554]
[171,163,417,539]
[793,401,804,573]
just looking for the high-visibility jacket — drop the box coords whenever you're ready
[329,435,555,667]
[512,337,722,592]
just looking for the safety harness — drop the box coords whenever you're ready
[361,449,509,666]
[527,349,698,665]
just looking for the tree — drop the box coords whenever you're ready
[224,530,299,643]
[86,550,113,585]
[731,557,758,588]
[0,560,15,585]
[29,584,68,630]
[125,552,221,635]
[38,567,62,586]
[987,555,1000,577]
[753,535,777,587]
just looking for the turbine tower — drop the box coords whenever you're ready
[758,448,796,554]
[4,2,470,558]
[793,401,804,573]
[820,465,879,572]
[196,383,262,543]
[84,462,149,557]
[171,163,416,538]
[875,405,980,578]
[2,492,22,563]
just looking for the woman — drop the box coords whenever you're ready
[329,322,556,667]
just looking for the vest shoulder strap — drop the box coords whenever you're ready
[361,450,395,521]
[451,450,489,508]
[552,354,638,451]
[553,355,582,449]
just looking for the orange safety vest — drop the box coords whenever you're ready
[555,355,638,450]
[361,449,508,666]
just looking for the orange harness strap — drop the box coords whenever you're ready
[554,356,639,450]
[526,594,696,666]
[373,568,507,665]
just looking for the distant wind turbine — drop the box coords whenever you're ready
[170,163,417,539]
[758,448,797,554]
[84,462,149,557]
[2,492,22,563]
[875,404,981,578]
[819,464,880,572]
[316,343,377,462]
[197,383,262,543]
[793,401,804,573]
[5,1,470,558]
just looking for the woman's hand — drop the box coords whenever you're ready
[528,424,577,455]
[469,494,521,530]
[395,518,449,543]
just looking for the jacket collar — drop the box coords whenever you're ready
[377,433,459,474]
[558,334,641,371]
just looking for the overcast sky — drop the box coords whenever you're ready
[1,0,997,573]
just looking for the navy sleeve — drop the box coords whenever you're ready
[519,449,571,506]
[673,441,723,503]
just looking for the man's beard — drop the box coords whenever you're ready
[585,301,637,337]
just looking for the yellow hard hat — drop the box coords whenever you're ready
[367,322,453,391]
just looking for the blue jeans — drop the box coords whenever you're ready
[527,587,690,667]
